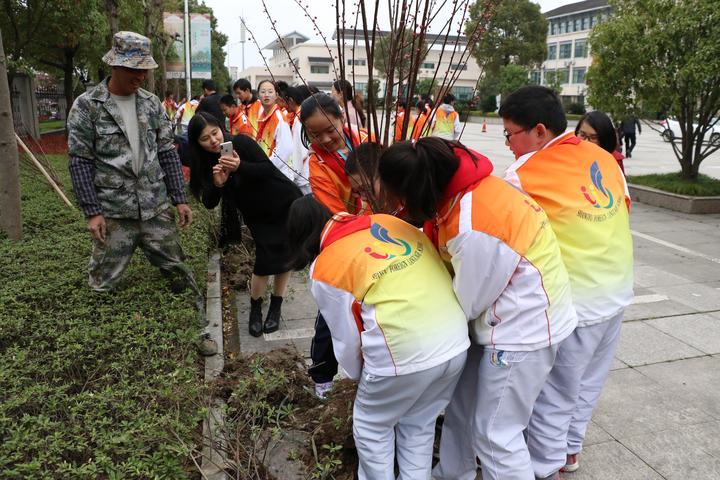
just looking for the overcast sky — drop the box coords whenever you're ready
[201,0,571,72]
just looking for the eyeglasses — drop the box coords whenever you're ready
[577,130,599,141]
[503,128,528,142]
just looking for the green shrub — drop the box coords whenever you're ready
[0,156,215,478]
[627,172,720,196]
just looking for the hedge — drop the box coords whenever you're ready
[0,155,216,479]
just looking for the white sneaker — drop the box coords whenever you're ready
[314,381,334,399]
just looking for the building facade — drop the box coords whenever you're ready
[533,0,613,105]
[238,29,483,102]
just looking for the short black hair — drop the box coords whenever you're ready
[396,100,407,109]
[233,78,252,92]
[442,93,455,104]
[283,85,313,106]
[346,142,382,177]
[498,86,567,136]
[202,79,216,92]
[575,110,619,154]
[286,196,332,271]
[219,94,236,107]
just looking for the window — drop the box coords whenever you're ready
[450,63,467,71]
[452,86,474,100]
[574,39,587,58]
[421,62,435,69]
[347,59,366,66]
[582,15,590,30]
[354,82,366,93]
[574,17,581,31]
[310,65,329,74]
[544,70,556,85]
[559,42,572,59]
[557,67,570,84]
[530,70,541,84]
[559,20,565,34]
[572,67,586,84]
[547,44,557,60]
[550,21,557,35]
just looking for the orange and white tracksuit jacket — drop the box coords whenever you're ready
[256,104,294,180]
[433,104,461,140]
[310,213,470,379]
[428,148,578,351]
[308,127,370,214]
[503,132,634,326]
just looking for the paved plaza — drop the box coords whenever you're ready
[235,146,720,478]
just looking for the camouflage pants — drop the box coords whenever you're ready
[88,208,199,297]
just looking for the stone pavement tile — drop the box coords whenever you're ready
[620,422,720,480]
[651,283,720,312]
[680,241,720,259]
[632,264,693,288]
[591,368,713,439]
[560,441,664,480]
[633,240,694,266]
[583,420,614,447]
[283,272,318,321]
[657,260,720,284]
[611,357,628,370]
[637,356,720,419]
[623,298,699,321]
[640,228,720,246]
[646,313,720,354]
[616,322,704,366]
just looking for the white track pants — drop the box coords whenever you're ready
[528,311,623,477]
[433,343,558,480]
[353,351,466,480]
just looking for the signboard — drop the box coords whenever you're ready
[163,12,185,79]
[190,13,212,79]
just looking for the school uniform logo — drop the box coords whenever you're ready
[580,161,615,210]
[365,223,412,260]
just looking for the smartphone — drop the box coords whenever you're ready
[220,141,233,157]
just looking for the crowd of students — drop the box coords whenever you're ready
[171,77,632,480]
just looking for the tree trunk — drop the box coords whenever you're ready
[144,1,156,95]
[0,30,23,240]
[106,0,120,39]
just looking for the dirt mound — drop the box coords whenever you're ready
[214,348,358,479]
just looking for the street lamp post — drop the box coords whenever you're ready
[183,0,191,96]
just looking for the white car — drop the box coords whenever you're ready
[659,117,720,144]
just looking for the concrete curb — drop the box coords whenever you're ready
[628,184,720,214]
[200,251,228,480]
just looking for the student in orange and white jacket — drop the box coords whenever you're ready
[499,86,633,479]
[433,93,462,140]
[297,92,373,397]
[255,80,293,181]
[286,195,468,480]
[379,137,578,480]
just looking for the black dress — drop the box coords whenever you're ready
[197,134,302,275]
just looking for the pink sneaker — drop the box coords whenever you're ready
[561,453,580,473]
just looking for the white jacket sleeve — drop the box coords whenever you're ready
[310,279,364,380]
[270,112,295,180]
[292,122,309,186]
[447,229,521,321]
[453,113,462,140]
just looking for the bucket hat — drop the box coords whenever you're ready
[102,31,158,70]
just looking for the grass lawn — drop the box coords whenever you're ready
[0,155,217,479]
[627,172,720,196]
[39,119,66,133]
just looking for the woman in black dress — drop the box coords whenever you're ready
[188,112,302,337]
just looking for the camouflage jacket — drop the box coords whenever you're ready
[67,78,186,220]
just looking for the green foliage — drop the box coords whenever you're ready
[587,0,720,178]
[0,155,213,478]
[416,78,437,98]
[566,102,586,115]
[480,95,497,113]
[466,0,547,74]
[627,173,720,196]
[497,65,531,97]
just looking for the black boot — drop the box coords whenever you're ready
[249,297,263,337]
[263,295,283,334]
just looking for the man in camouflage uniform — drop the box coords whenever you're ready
[67,31,216,355]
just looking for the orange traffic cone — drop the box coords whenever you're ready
[482,119,487,133]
